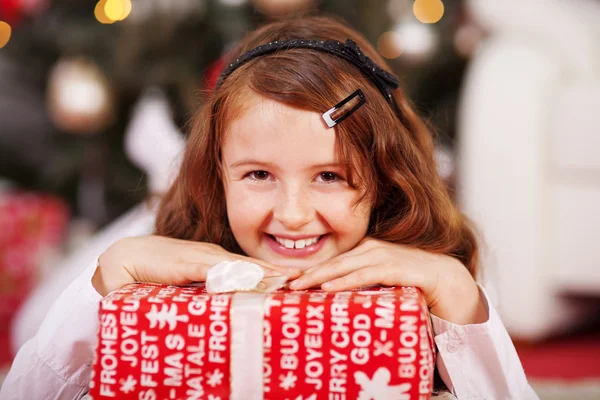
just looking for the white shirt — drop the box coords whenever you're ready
[0,216,539,400]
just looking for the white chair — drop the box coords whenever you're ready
[458,0,600,340]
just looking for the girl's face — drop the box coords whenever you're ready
[222,93,372,271]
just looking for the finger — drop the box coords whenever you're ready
[179,259,298,285]
[241,256,301,279]
[289,250,376,290]
[188,241,300,278]
[183,245,300,280]
[172,262,214,284]
[255,264,298,279]
[301,241,375,275]
[321,266,390,291]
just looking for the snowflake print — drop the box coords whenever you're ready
[119,375,137,394]
[279,371,298,391]
[354,367,411,400]
[207,368,224,387]
[208,395,221,400]
[145,303,189,330]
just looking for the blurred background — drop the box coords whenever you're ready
[0,0,598,398]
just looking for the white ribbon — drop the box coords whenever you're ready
[205,260,289,398]
[205,260,288,294]
[230,292,267,400]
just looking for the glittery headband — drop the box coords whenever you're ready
[216,39,402,120]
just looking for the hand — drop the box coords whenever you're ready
[92,235,300,297]
[288,237,487,325]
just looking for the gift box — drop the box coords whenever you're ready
[89,283,436,400]
[0,192,68,316]
[0,192,68,365]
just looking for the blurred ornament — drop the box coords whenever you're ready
[393,21,439,63]
[454,23,486,58]
[124,88,185,194]
[0,0,23,26]
[413,0,444,24]
[252,0,315,16]
[20,0,50,14]
[0,21,11,49]
[47,58,115,135]
[377,31,403,59]
[204,56,226,93]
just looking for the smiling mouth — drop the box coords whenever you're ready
[268,234,325,249]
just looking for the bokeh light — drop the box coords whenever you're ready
[95,1,113,24]
[393,21,439,63]
[47,58,115,134]
[120,0,132,20]
[95,0,132,24]
[0,21,12,49]
[413,0,444,24]
[104,0,123,21]
[377,31,403,59]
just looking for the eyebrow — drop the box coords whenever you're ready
[228,159,343,170]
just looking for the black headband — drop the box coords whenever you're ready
[216,38,401,117]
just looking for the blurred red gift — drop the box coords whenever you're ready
[89,283,436,400]
[0,192,69,328]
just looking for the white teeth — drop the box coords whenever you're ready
[274,235,321,249]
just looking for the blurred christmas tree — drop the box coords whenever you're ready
[0,0,476,227]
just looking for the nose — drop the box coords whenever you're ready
[273,185,315,231]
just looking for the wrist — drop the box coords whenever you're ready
[430,261,488,325]
[92,241,136,297]
[430,283,488,325]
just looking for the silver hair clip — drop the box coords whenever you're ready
[322,89,366,128]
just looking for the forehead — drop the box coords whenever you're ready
[223,93,338,167]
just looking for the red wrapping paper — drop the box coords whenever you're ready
[89,283,436,400]
[0,192,68,325]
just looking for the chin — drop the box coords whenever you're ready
[260,257,309,270]
[281,261,315,271]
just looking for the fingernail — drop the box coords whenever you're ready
[289,280,300,289]
[304,266,317,274]
[322,282,333,290]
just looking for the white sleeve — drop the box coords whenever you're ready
[430,285,539,400]
[0,260,102,400]
[1,205,156,400]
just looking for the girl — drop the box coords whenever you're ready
[1,15,538,400]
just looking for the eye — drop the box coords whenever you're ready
[245,170,272,181]
[317,172,343,184]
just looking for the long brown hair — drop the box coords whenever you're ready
[155,15,479,277]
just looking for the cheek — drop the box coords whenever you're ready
[317,192,371,235]
[225,185,270,231]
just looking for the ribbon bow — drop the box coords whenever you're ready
[342,39,399,92]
